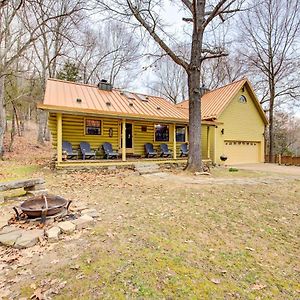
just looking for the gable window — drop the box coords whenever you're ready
[239,95,247,103]
[155,124,169,142]
[85,119,101,135]
[176,126,186,142]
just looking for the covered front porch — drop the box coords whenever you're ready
[50,112,216,168]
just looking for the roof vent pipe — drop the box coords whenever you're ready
[97,79,113,91]
[200,84,210,96]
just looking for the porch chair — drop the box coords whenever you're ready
[160,143,172,158]
[102,142,120,159]
[62,141,78,159]
[144,143,157,158]
[79,142,96,160]
[180,143,189,157]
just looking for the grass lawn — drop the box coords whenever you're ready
[1,163,297,299]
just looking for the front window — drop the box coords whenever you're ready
[176,126,186,142]
[155,124,169,142]
[85,119,101,135]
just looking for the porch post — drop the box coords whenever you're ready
[122,119,126,161]
[185,125,188,142]
[207,126,211,159]
[214,126,217,163]
[173,124,177,159]
[57,113,62,163]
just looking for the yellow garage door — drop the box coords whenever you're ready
[223,141,260,164]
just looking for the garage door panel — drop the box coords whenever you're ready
[224,141,260,164]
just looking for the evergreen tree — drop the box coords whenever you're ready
[56,61,80,82]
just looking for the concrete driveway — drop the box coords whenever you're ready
[230,163,300,176]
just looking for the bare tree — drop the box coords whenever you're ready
[75,21,141,87]
[148,52,245,103]
[270,111,300,155]
[97,0,245,171]
[0,0,87,158]
[201,54,245,89]
[29,0,86,144]
[239,0,300,162]
[0,0,32,158]
[147,54,188,104]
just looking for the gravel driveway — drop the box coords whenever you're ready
[230,163,300,176]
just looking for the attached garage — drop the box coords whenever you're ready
[223,141,261,164]
[177,78,268,165]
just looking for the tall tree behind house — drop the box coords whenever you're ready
[239,0,300,162]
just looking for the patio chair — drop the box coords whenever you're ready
[144,143,157,158]
[180,143,189,157]
[62,141,78,159]
[80,142,96,160]
[160,143,172,158]
[102,142,119,159]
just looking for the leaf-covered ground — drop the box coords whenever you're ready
[0,128,299,299]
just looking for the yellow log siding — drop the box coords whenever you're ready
[49,113,119,156]
[133,122,183,157]
[48,113,212,159]
[216,85,265,164]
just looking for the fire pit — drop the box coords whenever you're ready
[13,195,71,223]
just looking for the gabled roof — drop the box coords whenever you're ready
[176,78,268,125]
[39,79,188,123]
[39,78,267,125]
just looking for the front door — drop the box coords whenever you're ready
[125,123,133,149]
[121,123,133,153]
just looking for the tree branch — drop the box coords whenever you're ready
[126,0,189,71]
[181,0,193,13]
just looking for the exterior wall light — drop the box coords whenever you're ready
[221,129,225,135]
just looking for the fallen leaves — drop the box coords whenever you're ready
[245,247,255,252]
[29,279,68,300]
[251,283,267,291]
[30,288,44,300]
[210,278,221,284]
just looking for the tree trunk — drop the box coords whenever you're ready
[268,87,275,163]
[37,108,47,144]
[186,71,202,171]
[9,108,16,152]
[44,112,50,141]
[185,1,205,172]
[0,76,6,159]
